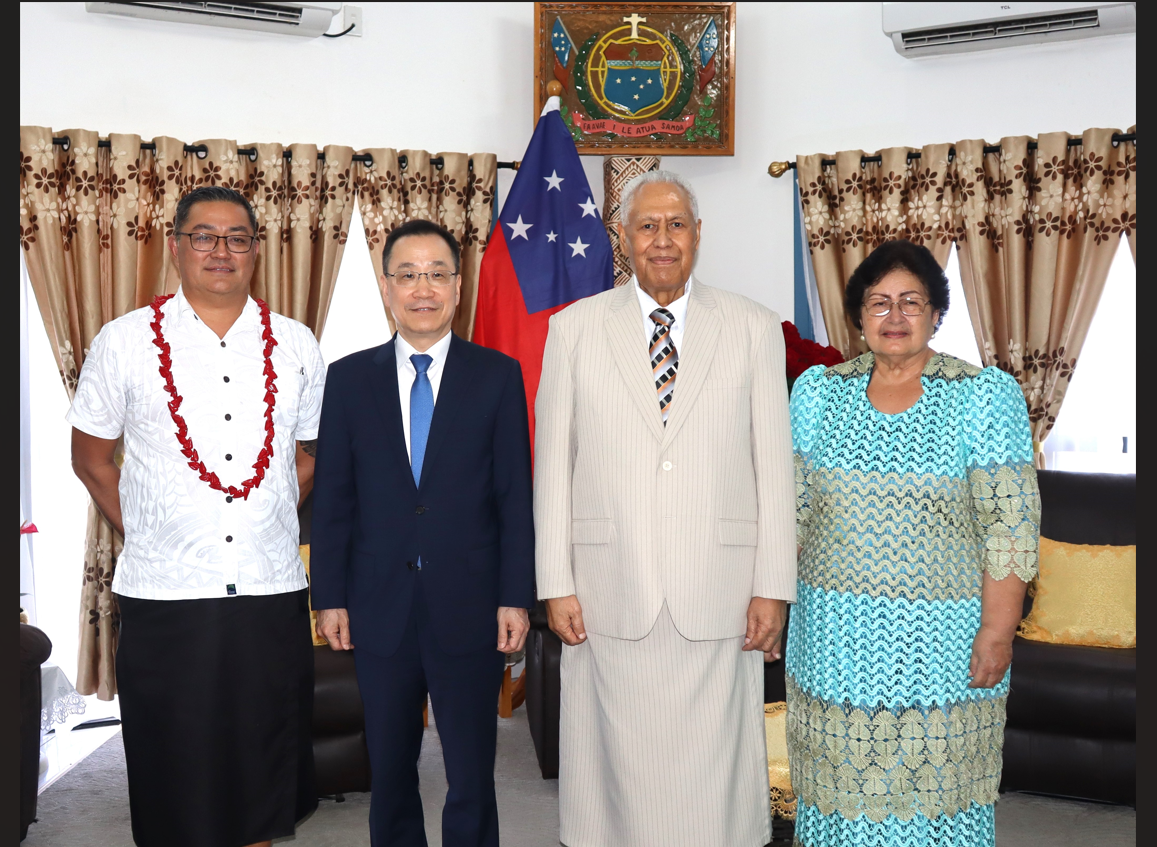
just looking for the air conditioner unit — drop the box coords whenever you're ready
[85,2,342,38]
[882,2,1135,57]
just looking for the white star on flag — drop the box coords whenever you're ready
[546,231,558,242]
[568,237,589,257]
[543,170,564,191]
[578,197,598,218]
[506,215,533,240]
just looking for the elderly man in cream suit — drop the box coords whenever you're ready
[534,170,797,847]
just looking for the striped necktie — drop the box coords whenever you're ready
[649,308,678,424]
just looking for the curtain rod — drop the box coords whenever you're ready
[49,136,520,171]
[767,132,1135,177]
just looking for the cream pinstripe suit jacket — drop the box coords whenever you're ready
[534,278,797,641]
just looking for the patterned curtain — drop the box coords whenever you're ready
[19,126,356,699]
[795,145,958,359]
[952,127,1136,467]
[354,149,496,340]
[602,155,661,287]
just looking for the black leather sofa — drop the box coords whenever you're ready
[525,471,1136,807]
[299,492,373,796]
[1000,470,1135,805]
[20,623,52,841]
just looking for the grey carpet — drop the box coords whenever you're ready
[25,708,1133,846]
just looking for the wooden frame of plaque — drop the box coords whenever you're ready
[534,2,736,156]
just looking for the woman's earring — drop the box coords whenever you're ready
[860,332,865,341]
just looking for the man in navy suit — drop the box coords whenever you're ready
[310,219,535,847]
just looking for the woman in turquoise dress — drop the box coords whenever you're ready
[786,240,1039,847]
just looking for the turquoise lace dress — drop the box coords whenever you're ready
[786,352,1039,847]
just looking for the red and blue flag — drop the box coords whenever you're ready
[473,97,614,447]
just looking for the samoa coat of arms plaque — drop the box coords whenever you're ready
[534,3,736,156]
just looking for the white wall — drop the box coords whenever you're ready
[18,2,1137,678]
[21,2,1136,317]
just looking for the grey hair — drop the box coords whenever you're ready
[619,169,699,225]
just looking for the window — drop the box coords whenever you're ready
[318,210,392,366]
[1044,239,1135,474]
[931,247,983,367]
[22,252,93,686]
[932,242,1135,474]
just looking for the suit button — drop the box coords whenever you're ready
[406,561,415,570]
[662,461,672,471]
[415,506,426,515]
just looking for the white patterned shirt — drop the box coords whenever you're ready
[66,286,327,600]
[635,275,691,350]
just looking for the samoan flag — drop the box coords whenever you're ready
[551,17,573,91]
[473,96,614,447]
[697,18,718,92]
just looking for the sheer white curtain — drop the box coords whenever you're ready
[1043,239,1135,474]
[318,206,392,366]
[933,248,983,367]
[23,251,93,685]
[933,243,1134,474]
[20,255,37,625]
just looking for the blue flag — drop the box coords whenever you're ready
[497,99,614,314]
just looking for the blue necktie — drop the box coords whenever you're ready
[409,354,434,487]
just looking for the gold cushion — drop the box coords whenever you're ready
[1017,536,1136,649]
[300,544,329,647]
[765,702,797,820]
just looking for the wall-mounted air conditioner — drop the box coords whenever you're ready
[85,2,342,38]
[882,2,1136,57]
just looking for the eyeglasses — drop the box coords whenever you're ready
[384,271,459,287]
[863,297,930,318]
[178,232,258,253]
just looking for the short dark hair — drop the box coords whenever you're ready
[173,186,258,237]
[844,239,949,331]
[382,219,461,275]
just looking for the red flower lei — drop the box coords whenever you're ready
[149,294,278,501]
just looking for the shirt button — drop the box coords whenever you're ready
[406,561,415,570]
[226,496,233,503]
[225,535,233,542]
[224,414,231,421]
[415,506,426,515]
[223,376,230,383]
[225,454,233,461]
[220,341,226,348]
[662,461,673,471]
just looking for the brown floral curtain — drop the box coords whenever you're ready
[952,126,1135,466]
[19,126,356,699]
[796,144,958,359]
[353,149,496,340]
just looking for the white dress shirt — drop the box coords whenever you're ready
[635,275,692,350]
[67,286,327,600]
[395,330,453,464]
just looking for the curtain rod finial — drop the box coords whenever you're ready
[768,161,791,178]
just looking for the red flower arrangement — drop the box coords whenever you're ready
[782,321,844,390]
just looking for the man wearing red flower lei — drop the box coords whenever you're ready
[69,186,326,847]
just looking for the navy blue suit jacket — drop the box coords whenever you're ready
[309,333,535,657]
